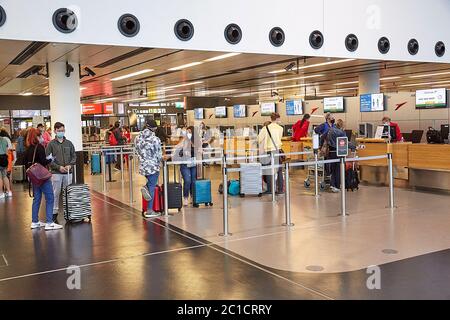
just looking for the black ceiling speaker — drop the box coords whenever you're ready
[0,6,6,27]
[52,8,78,33]
[407,38,419,55]
[378,36,390,54]
[224,23,242,44]
[345,34,358,52]
[174,19,194,41]
[118,14,140,37]
[309,30,324,49]
[435,41,445,57]
[269,27,285,47]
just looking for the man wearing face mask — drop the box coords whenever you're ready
[314,113,336,146]
[45,122,76,223]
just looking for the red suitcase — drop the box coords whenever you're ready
[142,185,163,214]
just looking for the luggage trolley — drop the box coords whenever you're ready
[303,153,330,191]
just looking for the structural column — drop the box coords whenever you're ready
[48,61,84,183]
[358,71,380,94]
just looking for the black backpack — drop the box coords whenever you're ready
[345,168,360,192]
[426,127,443,144]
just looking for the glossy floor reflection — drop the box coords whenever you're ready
[2,165,450,299]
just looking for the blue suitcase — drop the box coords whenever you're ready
[91,153,101,175]
[193,179,213,207]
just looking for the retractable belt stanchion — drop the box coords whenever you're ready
[314,152,319,197]
[282,162,294,227]
[163,160,169,217]
[120,147,124,183]
[271,152,276,202]
[128,156,133,204]
[219,155,231,236]
[340,157,348,216]
[102,151,107,192]
[387,152,396,209]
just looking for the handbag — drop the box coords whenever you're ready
[320,139,330,158]
[26,145,52,186]
[265,125,286,163]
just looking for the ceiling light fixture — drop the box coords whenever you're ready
[94,97,119,103]
[168,62,203,71]
[21,92,33,96]
[204,52,241,62]
[268,58,356,74]
[111,69,154,81]
[335,81,359,86]
[400,80,450,87]
[409,71,450,78]
[164,81,203,90]
[380,76,401,81]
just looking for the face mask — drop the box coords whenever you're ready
[187,133,192,140]
[330,119,336,124]
[181,130,187,136]
[56,132,65,139]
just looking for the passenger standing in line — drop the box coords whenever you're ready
[155,122,169,145]
[45,122,76,223]
[174,126,199,207]
[0,129,12,199]
[258,112,284,194]
[37,123,51,148]
[25,128,63,230]
[135,119,163,218]
[292,114,311,141]
[314,112,335,145]
[15,129,26,165]
[326,119,355,193]
[111,121,125,170]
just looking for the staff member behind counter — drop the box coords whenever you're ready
[381,116,403,142]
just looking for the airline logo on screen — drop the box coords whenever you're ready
[311,107,319,114]
[395,102,407,111]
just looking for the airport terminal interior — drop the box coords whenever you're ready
[1,0,450,301]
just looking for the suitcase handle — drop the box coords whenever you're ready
[67,163,76,185]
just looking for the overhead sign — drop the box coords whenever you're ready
[324,97,344,113]
[82,104,103,115]
[336,136,348,157]
[104,103,114,114]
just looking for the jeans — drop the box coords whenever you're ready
[146,172,160,211]
[180,165,197,198]
[52,173,72,215]
[329,151,341,188]
[262,151,284,193]
[32,179,54,223]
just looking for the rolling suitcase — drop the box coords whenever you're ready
[12,165,26,183]
[239,163,263,197]
[193,179,213,207]
[142,185,163,214]
[162,165,183,212]
[91,153,101,175]
[63,166,92,223]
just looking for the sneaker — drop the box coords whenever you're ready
[0,193,5,199]
[52,214,59,224]
[143,210,161,218]
[183,198,189,207]
[331,187,340,193]
[141,186,152,201]
[30,221,46,229]
[45,223,63,231]
[6,192,12,197]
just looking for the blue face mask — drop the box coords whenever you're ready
[56,132,65,139]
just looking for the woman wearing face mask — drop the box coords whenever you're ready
[174,126,198,206]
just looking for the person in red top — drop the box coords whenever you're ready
[292,114,311,142]
[382,116,403,142]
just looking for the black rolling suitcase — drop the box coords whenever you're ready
[162,164,183,212]
[63,166,92,223]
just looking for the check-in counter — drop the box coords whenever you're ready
[281,137,313,161]
[408,144,450,191]
[356,138,410,187]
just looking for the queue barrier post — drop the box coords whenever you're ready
[340,157,348,216]
[282,162,294,227]
[314,151,320,197]
[271,152,276,202]
[219,155,231,236]
[387,152,396,209]
[128,156,134,204]
[163,160,169,217]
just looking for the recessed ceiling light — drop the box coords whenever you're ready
[111,69,154,81]
[21,92,33,96]
[204,53,241,62]
[168,62,203,71]
[410,71,450,78]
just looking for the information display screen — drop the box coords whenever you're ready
[233,105,247,118]
[260,102,276,116]
[360,93,384,112]
[285,100,303,115]
[416,88,447,109]
[215,106,227,118]
[194,108,204,120]
[324,97,344,113]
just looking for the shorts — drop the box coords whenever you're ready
[0,167,7,178]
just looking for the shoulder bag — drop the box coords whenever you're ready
[266,125,286,163]
[26,145,52,186]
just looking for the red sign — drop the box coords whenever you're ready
[3,118,10,125]
[82,104,103,115]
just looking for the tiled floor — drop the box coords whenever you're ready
[2,164,450,299]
